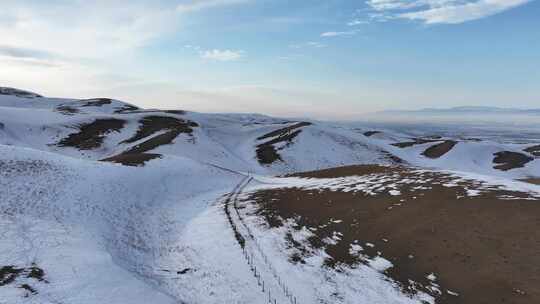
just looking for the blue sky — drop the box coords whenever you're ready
[0,0,538,119]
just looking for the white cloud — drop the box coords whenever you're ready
[320,31,357,37]
[0,1,183,100]
[365,0,532,24]
[367,0,424,11]
[0,1,178,60]
[176,0,249,13]
[200,49,244,61]
[401,0,531,24]
[347,19,369,26]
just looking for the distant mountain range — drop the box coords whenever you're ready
[380,106,540,115]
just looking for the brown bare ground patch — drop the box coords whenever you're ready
[57,119,125,150]
[1,264,48,289]
[0,266,23,286]
[257,122,311,141]
[493,151,533,171]
[101,153,161,166]
[116,109,186,115]
[101,115,196,166]
[79,98,141,113]
[392,138,442,148]
[123,130,182,154]
[422,141,458,159]
[55,105,80,115]
[20,283,37,295]
[80,98,112,107]
[256,122,312,164]
[243,165,540,304]
[363,131,382,137]
[286,164,396,178]
[121,116,198,144]
[114,105,140,113]
[524,145,540,157]
[520,178,540,185]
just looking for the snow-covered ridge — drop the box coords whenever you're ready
[0,87,43,98]
[2,89,539,178]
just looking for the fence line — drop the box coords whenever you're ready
[224,176,299,304]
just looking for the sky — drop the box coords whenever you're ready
[0,0,538,119]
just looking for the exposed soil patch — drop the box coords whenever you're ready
[124,130,182,154]
[115,109,185,115]
[26,264,47,282]
[493,151,533,171]
[520,178,540,185]
[78,98,140,113]
[164,110,187,115]
[256,122,311,164]
[422,141,458,159]
[364,131,382,137]
[257,122,311,141]
[0,266,23,286]
[101,153,161,166]
[286,164,395,178]
[392,138,442,148]
[177,268,193,275]
[242,165,540,304]
[20,283,37,295]
[55,105,80,115]
[256,145,283,164]
[122,116,198,144]
[114,105,140,113]
[1,263,48,294]
[57,119,126,150]
[100,115,197,166]
[80,98,112,107]
[524,145,540,157]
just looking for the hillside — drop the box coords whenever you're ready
[1,87,540,304]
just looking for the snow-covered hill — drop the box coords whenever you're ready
[2,87,539,178]
[1,87,540,303]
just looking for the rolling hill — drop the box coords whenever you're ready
[1,87,539,304]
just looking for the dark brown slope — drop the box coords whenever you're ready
[57,119,126,150]
[392,138,442,148]
[242,165,540,304]
[256,122,311,164]
[101,115,198,166]
[524,145,540,157]
[422,140,458,158]
[493,151,533,171]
